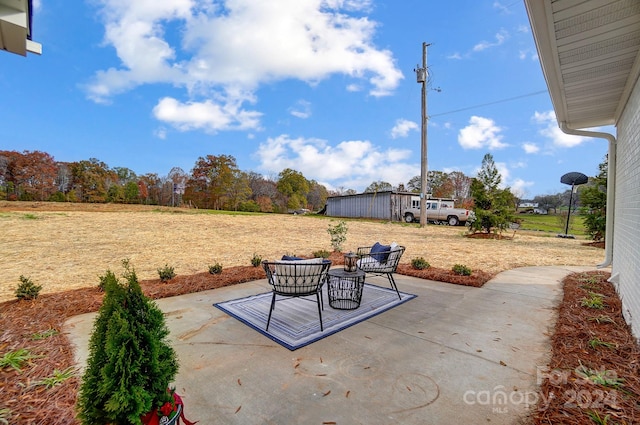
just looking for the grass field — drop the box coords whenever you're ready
[516,212,587,236]
[0,201,606,303]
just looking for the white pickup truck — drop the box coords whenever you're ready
[402,197,474,226]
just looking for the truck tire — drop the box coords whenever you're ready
[404,213,415,223]
[447,216,459,226]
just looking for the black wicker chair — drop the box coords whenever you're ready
[262,259,331,331]
[356,243,405,299]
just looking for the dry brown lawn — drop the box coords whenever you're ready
[0,201,606,303]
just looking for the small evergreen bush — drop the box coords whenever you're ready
[98,270,117,291]
[452,264,472,276]
[411,257,430,270]
[312,249,331,259]
[15,275,42,300]
[208,263,223,274]
[78,260,178,425]
[251,253,262,267]
[157,264,176,282]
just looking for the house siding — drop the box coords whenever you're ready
[613,75,640,338]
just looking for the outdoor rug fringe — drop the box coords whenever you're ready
[214,283,416,350]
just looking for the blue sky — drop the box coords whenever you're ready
[0,0,611,198]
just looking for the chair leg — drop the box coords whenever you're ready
[316,292,324,331]
[387,273,401,300]
[266,292,276,331]
[317,286,324,311]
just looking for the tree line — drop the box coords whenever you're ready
[0,150,479,212]
[0,150,330,213]
[0,149,606,240]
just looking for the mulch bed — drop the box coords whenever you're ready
[1,256,637,424]
[397,264,493,287]
[532,271,640,424]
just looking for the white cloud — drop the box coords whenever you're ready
[473,29,509,52]
[154,127,167,140]
[458,116,508,150]
[390,119,418,139]
[85,0,403,132]
[533,110,587,147]
[255,134,418,190]
[152,96,262,133]
[510,178,534,197]
[493,2,509,13]
[495,161,510,184]
[289,100,312,119]
[522,142,539,154]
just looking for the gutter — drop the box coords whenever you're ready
[559,122,614,268]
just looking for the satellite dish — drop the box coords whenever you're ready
[560,172,588,186]
[558,171,589,239]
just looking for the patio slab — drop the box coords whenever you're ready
[64,265,596,424]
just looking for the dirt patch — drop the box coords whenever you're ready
[466,232,513,241]
[582,241,605,249]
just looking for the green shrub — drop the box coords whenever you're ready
[48,191,66,202]
[78,260,178,425]
[452,264,472,276]
[251,253,262,267]
[15,275,42,300]
[411,257,430,270]
[208,263,223,274]
[98,270,117,291]
[157,264,176,282]
[312,249,331,259]
[327,221,348,252]
[238,200,261,212]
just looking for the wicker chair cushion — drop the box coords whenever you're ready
[273,258,327,294]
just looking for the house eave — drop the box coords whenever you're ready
[0,0,41,56]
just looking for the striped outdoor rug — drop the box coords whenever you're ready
[214,284,416,350]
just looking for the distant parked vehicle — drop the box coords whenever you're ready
[402,197,473,226]
[292,208,311,215]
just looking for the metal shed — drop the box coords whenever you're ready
[325,191,415,221]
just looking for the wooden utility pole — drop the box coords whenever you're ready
[416,42,430,227]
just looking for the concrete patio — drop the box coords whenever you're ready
[65,265,596,424]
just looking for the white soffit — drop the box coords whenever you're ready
[526,0,640,129]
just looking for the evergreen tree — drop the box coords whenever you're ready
[78,260,178,425]
[580,156,607,241]
[469,153,515,234]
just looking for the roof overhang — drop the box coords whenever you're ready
[0,0,41,56]
[524,0,640,129]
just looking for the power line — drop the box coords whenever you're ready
[430,90,548,118]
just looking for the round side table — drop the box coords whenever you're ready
[327,269,366,310]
